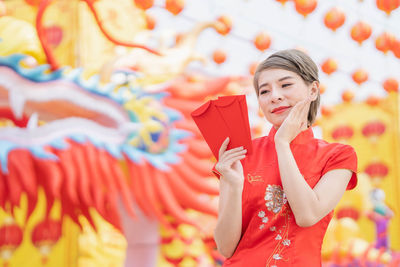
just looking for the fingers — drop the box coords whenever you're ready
[218,137,230,159]
[221,148,247,162]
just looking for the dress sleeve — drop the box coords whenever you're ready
[321,144,358,190]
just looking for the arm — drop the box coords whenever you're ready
[275,141,352,227]
[274,98,353,227]
[213,137,246,258]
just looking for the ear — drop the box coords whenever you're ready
[309,81,319,101]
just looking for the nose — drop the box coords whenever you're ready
[270,87,283,103]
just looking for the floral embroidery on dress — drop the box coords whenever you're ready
[258,210,269,230]
[262,185,291,267]
[265,185,287,214]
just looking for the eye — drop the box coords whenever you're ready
[259,89,269,95]
[282,83,292,88]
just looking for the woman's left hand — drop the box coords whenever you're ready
[274,98,311,145]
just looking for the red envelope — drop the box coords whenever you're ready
[191,95,253,160]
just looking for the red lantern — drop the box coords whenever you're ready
[44,25,63,47]
[362,121,386,143]
[31,219,62,264]
[134,0,154,10]
[319,83,326,94]
[321,105,333,117]
[375,32,395,54]
[165,0,184,15]
[249,62,258,75]
[350,21,372,45]
[366,95,381,106]
[212,49,227,65]
[215,15,232,36]
[321,58,338,75]
[391,39,400,58]
[376,0,400,15]
[342,90,354,102]
[276,0,289,5]
[351,69,368,85]
[383,77,399,92]
[294,0,318,18]
[254,32,271,51]
[364,162,388,181]
[336,207,360,221]
[324,7,346,32]
[332,125,354,141]
[0,218,23,263]
[145,13,156,30]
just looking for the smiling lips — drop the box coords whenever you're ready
[272,106,291,114]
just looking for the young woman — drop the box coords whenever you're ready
[213,49,357,267]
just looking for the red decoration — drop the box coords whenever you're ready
[362,121,386,143]
[342,90,354,102]
[212,49,227,64]
[321,106,333,117]
[0,219,23,263]
[25,0,41,5]
[43,25,63,47]
[376,0,400,15]
[350,21,372,45]
[165,0,184,15]
[319,83,326,94]
[254,32,271,51]
[134,0,154,10]
[321,58,338,75]
[351,69,368,85]
[276,0,289,5]
[249,62,258,75]
[383,78,399,92]
[375,32,395,54]
[336,207,360,221]
[215,15,232,36]
[294,0,318,18]
[366,95,381,106]
[324,7,346,32]
[332,125,354,140]
[364,162,388,179]
[391,39,400,58]
[31,219,62,264]
[145,13,156,30]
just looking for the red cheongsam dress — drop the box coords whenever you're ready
[213,127,358,267]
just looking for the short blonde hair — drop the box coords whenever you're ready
[253,49,320,126]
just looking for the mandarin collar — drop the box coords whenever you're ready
[267,126,314,145]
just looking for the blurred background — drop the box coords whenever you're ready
[0,0,399,266]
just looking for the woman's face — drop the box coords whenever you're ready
[257,68,317,128]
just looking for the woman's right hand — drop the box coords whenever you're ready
[215,137,247,187]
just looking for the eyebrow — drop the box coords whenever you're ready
[259,76,295,89]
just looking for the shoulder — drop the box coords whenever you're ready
[314,138,356,156]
